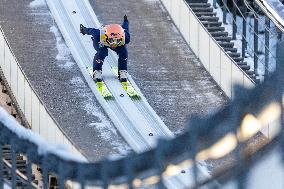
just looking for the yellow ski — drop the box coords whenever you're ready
[112,67,140,98]
[87,66,112,99]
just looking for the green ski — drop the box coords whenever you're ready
[87,66,112,99]
[111,66,140,98]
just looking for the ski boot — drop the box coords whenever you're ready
[93,70,103,82]
[118,70,128,82]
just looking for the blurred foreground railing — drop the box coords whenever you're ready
[0,38,284,188]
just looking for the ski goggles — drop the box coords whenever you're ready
[107,38,123,45]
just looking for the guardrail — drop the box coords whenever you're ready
[0,48,283,188]
[0,26,85,160]
[255,0,284,33]
[159,0,255,98]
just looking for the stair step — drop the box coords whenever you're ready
[232,57,244,62]
[227,52,241,57]
[4,166,26,173]
[2,149,10,154]
[3,155,24,161]
[224,47,238,52]
[2,146,10,150]
[201,21,222,27]
[246,70,255,75]
[207,26,225,32]
[238,65,250,70]
[191,7,213,12]
[188,3,211,8]
[218,42,234,48]
[196,12,217,17]
[16,160,27,165]
[253,78,261,84]
[210,31,228,37]
[237,62,248,66]
[199,16,219,22]
[214,36,232,42]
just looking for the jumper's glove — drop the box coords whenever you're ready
[124,15,128,22]
[80,24,86,35]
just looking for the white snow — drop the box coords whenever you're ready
[220,181,237,189]
[69,76,131,157]
[0,107,85,162]
[247,147,284,189]
[50,26,74,62]
[29,1,130,157]
[29,0,46,8]
[4,183,11,189]
[216,147,284,189]
[143,0,158,3]
[58,61,75,69]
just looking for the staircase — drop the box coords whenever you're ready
[2,145,39,188]
[186,0,259,83]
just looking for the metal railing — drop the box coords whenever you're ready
[0,39,283,188]
[212,0,282,81]
[160,0,255,99]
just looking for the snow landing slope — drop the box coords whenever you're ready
[45,0,213,188]
[46,0,174,153]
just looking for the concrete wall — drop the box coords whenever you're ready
[0,26,85,160]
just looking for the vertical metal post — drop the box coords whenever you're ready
[27,151,33,189]
[232,0,237,40]
[42,162,49,189]
[11,144,16,189]
[80,183,85,189]
[58,163,65,189]
[254,16,259,75]
[213,0,217,9]
[242,8,247,58]
[101,161,109,189]
[0,144,3,189]
[236,141,247,189]
[78,164,85,189]
[155,142,166,189]
[193,158,198,187]
[276,39,284,163]
[278,31,282,42]
[125,159,133,189]
[264,17,270,78]
[223,0,227,24]
[237,166,248,189]
[276,30,283,71]
[189,127,198,187]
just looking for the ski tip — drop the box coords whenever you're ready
[104,95,114,99]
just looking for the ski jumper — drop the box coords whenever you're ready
[83,20,130,72]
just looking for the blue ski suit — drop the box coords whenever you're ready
[83,20,130,72]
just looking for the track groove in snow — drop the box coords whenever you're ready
[44,0,212,187]
[46,0,173,153]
